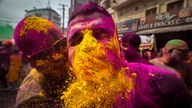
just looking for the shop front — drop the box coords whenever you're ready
[136,9,192,50]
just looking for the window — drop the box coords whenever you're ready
[146,7,157,16]
[118,9,123,17]
[167,0,184,15]
[35,13,42,17]
[145,7,157,23]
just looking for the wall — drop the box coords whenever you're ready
[113,0,190,23]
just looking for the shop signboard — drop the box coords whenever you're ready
[116,19,139,34]
[138,10,192,30]
[139,34,155,50]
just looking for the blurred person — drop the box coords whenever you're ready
[146,50,153,60]
[186,51,192,65]
[0,40,13,89]
[120,32,151,64]
[14,16,71,108]
[157,48,163,57]
[6,47,22,90]
[0,40,2,46]
[20,58,32,81]
[61,2,191,108]
[150,39,192,94]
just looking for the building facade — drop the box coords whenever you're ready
[25,8,61,27]
[99,0,192,50]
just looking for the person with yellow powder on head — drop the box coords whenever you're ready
[62,2,191,108]
[14,16,71,108]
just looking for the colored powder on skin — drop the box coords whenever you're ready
[107,30,121,58]
[19,16,52,37]
[61,30,135,108]
[73,29,114,82]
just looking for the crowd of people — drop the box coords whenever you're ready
[0,2,192,108]
[0,40,32,91]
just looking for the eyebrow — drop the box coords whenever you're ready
[91,27,111,34]
[69,18,101,31]
[69,19,86,28]
[68,21,99,41]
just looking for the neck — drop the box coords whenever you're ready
[126,52,139,61]
[161,55,169,65]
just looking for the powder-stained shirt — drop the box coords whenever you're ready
[15,68,62,108]
[127,63,191,108]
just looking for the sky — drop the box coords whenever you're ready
[0,0,71,28]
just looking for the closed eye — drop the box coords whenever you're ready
[92,28,111,40]
[69,32,83,46]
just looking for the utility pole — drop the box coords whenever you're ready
[48,0,51,20]
[59,4,67,33]
[48,0,51,8]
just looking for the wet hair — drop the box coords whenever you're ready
[68,2,111,24]
[121,32,141,49]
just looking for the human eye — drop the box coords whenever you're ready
[92,28,111,40]
[69,32,83,46]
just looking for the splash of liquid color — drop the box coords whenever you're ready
[61,30,135,108]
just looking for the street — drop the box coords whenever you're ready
[0,88,17,108]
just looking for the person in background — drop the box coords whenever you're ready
[157,48,163,57]
[0,40,13,90]
[186,51,192,65]
[6,47,22,90]
[150,39,192,95]
[0,40,2,46]
[14,16,71,108]
[120,32,151,65]
[62,2,191,108]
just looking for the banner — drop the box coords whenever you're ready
[139,34,155,50]
[116,19,139,33]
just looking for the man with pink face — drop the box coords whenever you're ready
[67,4,118,65]
[64,2,191,108]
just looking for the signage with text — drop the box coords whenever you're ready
[138,16,192,30]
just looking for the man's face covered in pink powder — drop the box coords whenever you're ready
[67,6,121,82]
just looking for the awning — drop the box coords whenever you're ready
[136,24,192,35]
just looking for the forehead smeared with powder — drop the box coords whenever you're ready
[67,13,115,43]
[67,2,114,43]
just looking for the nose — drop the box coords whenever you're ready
[78,30,98,52]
